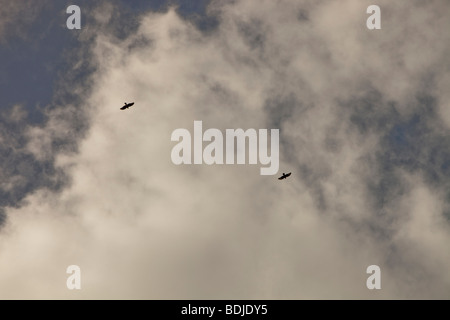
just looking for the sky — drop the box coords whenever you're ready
[0,0,449,299]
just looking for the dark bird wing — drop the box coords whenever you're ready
[120,102,134,110]
[278,172,291,180]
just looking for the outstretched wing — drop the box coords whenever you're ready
[278,172,291,180]
[120,102,134,110]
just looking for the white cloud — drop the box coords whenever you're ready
[1,0,449,299]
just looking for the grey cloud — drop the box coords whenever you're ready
[0,0,449,299]
[0,1,50,43]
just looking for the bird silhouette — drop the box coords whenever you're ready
[120,102,135,110]
[278,172,291,180]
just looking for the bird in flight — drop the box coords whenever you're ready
[278,172,291,180]
[120,102,134,110]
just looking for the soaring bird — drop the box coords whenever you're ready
[120,102,134,110]
[278,172,291,180]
